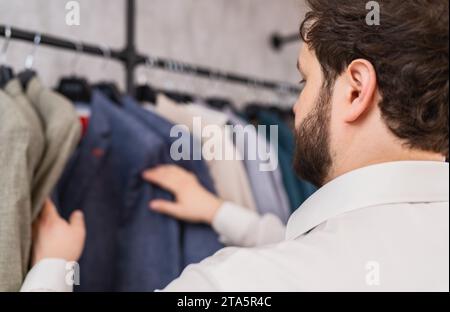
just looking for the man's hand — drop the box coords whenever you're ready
[31,200,86,266]
[142,165,223,224]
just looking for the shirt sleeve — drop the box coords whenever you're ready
[211,202,286,247]
[20,259,73,292]
[161,245,243,292]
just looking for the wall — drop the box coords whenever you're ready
[0,0,306,108]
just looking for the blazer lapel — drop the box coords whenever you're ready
[57,96,111,217]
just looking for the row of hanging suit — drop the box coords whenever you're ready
[0,71,315,291]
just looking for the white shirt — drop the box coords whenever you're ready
[21,161,449,292]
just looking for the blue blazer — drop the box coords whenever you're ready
[54,92,220,291]
[121,96,222,266]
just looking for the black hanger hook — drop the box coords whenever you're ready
[25,33,41,69]
[0,25,12,64]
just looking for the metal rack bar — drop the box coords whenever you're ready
[270,32,301,51]
[0,1,301,95]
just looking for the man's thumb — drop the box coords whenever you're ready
[40,199,59,221]
[69,210,85,233]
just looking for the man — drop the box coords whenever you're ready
[22,0,448,291]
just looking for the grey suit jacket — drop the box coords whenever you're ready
[25,77,81,221]
[0,89,34,291]
[5,79,46,215]
[0,77,80,291]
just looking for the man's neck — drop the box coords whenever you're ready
[328,148,445,184]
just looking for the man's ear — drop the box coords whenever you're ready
[343,59,378,123]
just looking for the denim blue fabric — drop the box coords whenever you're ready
[54,91,217,291]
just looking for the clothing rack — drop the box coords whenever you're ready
[270,32,301,51]
[0,0,301,96]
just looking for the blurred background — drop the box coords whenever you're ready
[0,0,306,108]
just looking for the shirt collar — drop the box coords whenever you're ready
[286,161,449,240]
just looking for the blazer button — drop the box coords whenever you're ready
[92,148,104,158]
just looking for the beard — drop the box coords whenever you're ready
[293,83,333,188]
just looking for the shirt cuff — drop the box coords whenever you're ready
[20,258,73,292]
[212,201,260,245]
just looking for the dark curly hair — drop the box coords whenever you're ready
[300,0,449,156]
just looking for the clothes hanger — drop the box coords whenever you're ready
[243,102,263,120]
[0,26,15,88]
[55,41,92,103]
[204,97,234,110]
[92,45,122,105]
[135,56,158,104]
[243,102,290,117]
[204,72,235,111]
[136,58,196,105]
[242,80,266,120]
[242,82,295,121]
[162,89,195,104]
[18,33,41,89]
[272,85,296,123]
[157,59,195,104]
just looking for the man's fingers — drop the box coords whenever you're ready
[149,200,182,218]
[142,165,187,193]
[69,210,86,237]
[40,199,60,222]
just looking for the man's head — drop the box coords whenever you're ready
[293,0,449,187]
